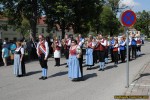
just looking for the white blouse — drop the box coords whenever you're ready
[15,47,24,54]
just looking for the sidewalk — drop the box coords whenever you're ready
[123,61,150,99]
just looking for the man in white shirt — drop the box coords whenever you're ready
[37,34,49,80]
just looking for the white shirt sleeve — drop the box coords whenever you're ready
[114,44,118,48]
[81,39,85,43]
[21,48,24,54]
[101,40,106,46]
[92,42,95,47]
[78,41,82,47]
[67,39,71,46]
[58,41,62,47]
[36,42,40,55]
[45,42,49,58]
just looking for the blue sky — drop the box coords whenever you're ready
[133,0,150,12]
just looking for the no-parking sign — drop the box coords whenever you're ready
[120,10,136,27]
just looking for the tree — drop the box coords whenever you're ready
[100,6,120,36]
[16,18,30,38]
[135,10,150,37]
[1,0,42,39]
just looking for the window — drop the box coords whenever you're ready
[5,38,8,41]
[13,38,17,42]
[42,28,44,33]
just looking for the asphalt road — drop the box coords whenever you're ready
[0,42,150,100]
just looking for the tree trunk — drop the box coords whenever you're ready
[61,19,65,39]
[30,0,38,40]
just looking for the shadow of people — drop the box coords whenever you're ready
[81,73,97,81]
[104,65,116,70]
[60,63,67,66]
[48,71,68,78]
[90,66,99,70]
[26,70,42,76]
[132,73,150,82]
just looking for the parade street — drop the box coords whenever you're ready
[0,42,150,100]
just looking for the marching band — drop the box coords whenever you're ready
[11,33,144,81]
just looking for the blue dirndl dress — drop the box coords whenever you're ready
[14,50,22,76]
[68,46,81,79]
[86,48,93,66]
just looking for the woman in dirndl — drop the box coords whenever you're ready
[85,36,94,70]
[14,42,26,77]
[52,37,61,67]
[68,39,82,81]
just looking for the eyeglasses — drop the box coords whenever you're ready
[71,42,75,43]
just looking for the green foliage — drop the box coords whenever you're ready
[100,6,120,36]
[1,0,122,38]
[135,10,150,37]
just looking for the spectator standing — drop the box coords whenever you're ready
[2,44,9,66]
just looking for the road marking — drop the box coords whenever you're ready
[130,83,150,87]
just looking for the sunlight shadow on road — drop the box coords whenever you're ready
[48,71,68,78]
[26,70,42,76]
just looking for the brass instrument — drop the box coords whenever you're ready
[61,38,66,47]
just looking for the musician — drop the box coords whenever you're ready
[131,35,137,59]
[93,37,99,64]
[85,36,94,70]
[136,36,142,56]
[109,37,115,62]
[119,37,126,63]
[63,34,71,67]
[68,39,82,81]
[37,34,49,80]
[104,36,109,64]
[113,38,119,67]
[52,37,62,67]
[98,34,106,71]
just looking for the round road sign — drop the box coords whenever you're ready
[120,10,136,27]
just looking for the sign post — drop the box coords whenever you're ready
[120,10,137,88]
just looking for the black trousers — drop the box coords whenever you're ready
[136,45,141,52]
[55,58,60,66]
[113,51,118,64]
[110,48,114,62]
[78,55,83,77]
[99,51,105,62]
[132,45,137,59]
[39,53,48,69]
[120,50,125,62]
[64,49,69,59]
[105,48,109,58]
[93,50,99,63]
[21,57,26,75]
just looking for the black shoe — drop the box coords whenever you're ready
[87,68,90,70]
[42,77,47,80]
[65,65,68,68]
[39,76,44,80]
[102,69,104,71]
[98,69,102,71]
